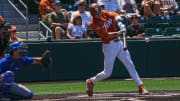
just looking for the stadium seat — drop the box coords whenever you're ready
[148,16,169,28]
[145,28,164,37]
[138,17,148,25]
[138,16,149,27]
[164,27,180,36]
[169,15,180,26]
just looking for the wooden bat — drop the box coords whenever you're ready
[122,31,127,51]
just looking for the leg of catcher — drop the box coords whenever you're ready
[9,83,33,99]
[0,71,14,100]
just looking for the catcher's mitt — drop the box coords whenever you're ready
[41,50,52,69]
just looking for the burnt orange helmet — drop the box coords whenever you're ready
[89,3,101,17]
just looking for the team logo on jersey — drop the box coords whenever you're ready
[103,18,112,32]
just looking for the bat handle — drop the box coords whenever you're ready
[122,32,127,51]
[123,42,127,51]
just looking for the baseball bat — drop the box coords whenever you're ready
[122,31,127,51]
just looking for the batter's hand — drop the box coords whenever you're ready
[108,32,119,38]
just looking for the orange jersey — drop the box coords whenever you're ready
[0,16,4,22]
[39,0,55,19]
[90,10,119,44]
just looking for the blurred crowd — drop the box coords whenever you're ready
[38,0,180,39]
[1,0,180,41]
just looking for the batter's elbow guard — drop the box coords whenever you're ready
[115,16,122,22]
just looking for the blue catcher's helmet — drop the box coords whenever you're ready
[9,41,28,57]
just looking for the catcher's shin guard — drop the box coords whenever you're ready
[86,79,94,96]
[1,71,14,99]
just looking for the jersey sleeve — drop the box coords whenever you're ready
[0,16,4,22]
[44,1,51,9]
[21,57,34,64]
[82,25,87,32]
[0,59,10,74]
[67,23,73,29]
[102,10,118,22]
[90,22,108,39]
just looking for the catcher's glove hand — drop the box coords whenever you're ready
[41,50,52,69]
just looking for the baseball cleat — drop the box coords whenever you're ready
[139,85,149,95]
[86,79,94,96]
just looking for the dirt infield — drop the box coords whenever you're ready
[24,90,180,101]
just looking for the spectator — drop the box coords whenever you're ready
[98,2,105,10]
[0,22,11,59]
[71,0,92,29]
[39,0,56,19]
[141,0,161,18]
[9,26,23,42]
[126,15,146,38]
[97,0,123,14]
[67,14,89,39]
[121,0,141,17]
[98,2,120,16]
[0,16,4,22]
[160,0,179,15]
[43,0,70,39]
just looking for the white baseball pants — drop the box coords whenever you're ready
[91,39,143,86]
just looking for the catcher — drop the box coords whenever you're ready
[86,3,149,97]
[0,41,51,100]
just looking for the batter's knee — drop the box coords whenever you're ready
[103,71,112,79]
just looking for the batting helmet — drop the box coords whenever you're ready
[89,3,101,17]
[9,41,28,56]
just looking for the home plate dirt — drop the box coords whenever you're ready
[25,90,180,101]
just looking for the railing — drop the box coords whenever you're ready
[38,21,53,40]
[34,0,40,5]
[8,0,29,40]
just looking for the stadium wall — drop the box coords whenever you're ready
[15,39,180,82]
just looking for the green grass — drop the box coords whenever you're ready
[25,79,180,94]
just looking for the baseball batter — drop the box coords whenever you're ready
[86,3,149,96]
[0,41,51,100]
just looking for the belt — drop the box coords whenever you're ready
[104,38,120,44]
[114,38,120,42]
